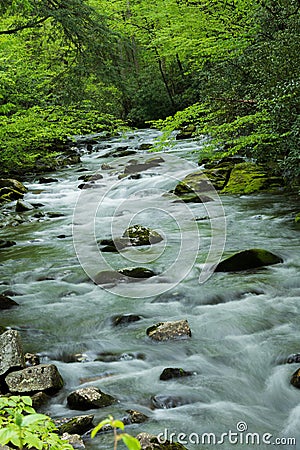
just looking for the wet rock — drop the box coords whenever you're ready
[119,267,156,279]
[67,386,116,410]
[111,314,142,326]
[137,432,188,450]
[151,394,190,409]
[291,368,300,388]
[0,240,16,249]
[123,409,148,425]
[94,267,156,285]
[98,237,128,253]
[78,182,100,190]
[102,147,137,158]
[124,157,164,175]
[24,352,40,366]
[174,171,213,196]
[159,368,194,381]
[173,193,213,203]
[0,330,25,376]
[31,391,50,409]
[38,177,59,183]
[147,319,191,341]
[56,415,95,435]
[215,248,283,272]
[61,433,85,449]
[101,163,113,170]
[0,294,19,310]
[221,162,284,194]
[5,364,64,394]
[123,224,163,246]
[47,212,65,218]
[78,174,103,182]
[0,179,27,204]
[15,200,34,212]
[286,354,300,364]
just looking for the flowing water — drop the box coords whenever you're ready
[0,129,299,449]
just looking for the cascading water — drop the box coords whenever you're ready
[0,129,299,449]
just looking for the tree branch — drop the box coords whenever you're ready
[0,16,50,35]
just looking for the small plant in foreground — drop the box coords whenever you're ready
[91,415,141,450]
[0,395,73,450]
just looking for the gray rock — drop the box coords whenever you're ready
[67,387,116,410]
[147,319,192,341]
[0,330,25,376]
[31,391,50,409]
[5,364,64,394]
[61,433,85,449]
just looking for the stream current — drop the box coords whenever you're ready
[0,129,299,449]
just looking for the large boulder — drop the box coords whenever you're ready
[173,171,215,203]
[215,248,283,272]
[94,267,156,285]
[67,387,116,410]
[147,319,191,341]
[220,162,284,194]
[123,157,164,175]
[0,330,25,377]
[5,364,64,394]
[0,179,27,204]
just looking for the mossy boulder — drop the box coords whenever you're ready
[221,162,284,194]
[215,248,283,272]
[123,224,163,246]
[0,179,27,204]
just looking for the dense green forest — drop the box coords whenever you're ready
[0,0,299,179]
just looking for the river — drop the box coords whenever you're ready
[0,129,299,450]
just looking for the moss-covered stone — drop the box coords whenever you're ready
[215,248,283,272]
[221,162,284,194]
[123,224,163,246]
[295,213,300,223]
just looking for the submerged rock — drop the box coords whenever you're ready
[5,364,64,394]
[111,314,142,326]
[159,368,194,381]
[0,240,16,249]
[0,294,19,310]
[215,248,283,272]
[38,177,59,183]
[151,394,191,409]
[0,330,25,376]
[67,387,116,410]
[147,319,192,341]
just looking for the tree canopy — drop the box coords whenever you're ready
[0,0,299,178]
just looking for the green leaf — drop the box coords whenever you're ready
[121,434,141,450]
[22,413,49,427]
[91,418,112,438]
[111,419,125,430]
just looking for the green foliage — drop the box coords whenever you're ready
[0,105,126,176]
[0,395,73,449]
[91,415,141,450]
